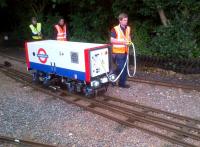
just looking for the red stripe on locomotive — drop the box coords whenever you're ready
[84,49,91,83]
[25,42,30,69]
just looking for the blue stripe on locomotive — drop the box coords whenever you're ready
[30,62,86,81]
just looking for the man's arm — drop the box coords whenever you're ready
[52,26,57,40]
[110,28,129,45]
[110,37,127,45]
[65,24,69,40]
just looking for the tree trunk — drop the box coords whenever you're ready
[158,8,169,26]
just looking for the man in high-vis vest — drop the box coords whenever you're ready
[29,17,43,40]
[110,13,131,88]
[53,18,68,41]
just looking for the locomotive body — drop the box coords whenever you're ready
[25,40,112,96]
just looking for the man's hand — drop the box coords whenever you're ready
[38,32,42,36]
[125,41,132,46]
[38,32,43,38]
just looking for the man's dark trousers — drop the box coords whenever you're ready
[114,53,127,87]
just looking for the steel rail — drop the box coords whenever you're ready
[0,52,26,63]
[128,77,200,91]
[103,95,200,124]
[92,98,200,140]
[95,97,200,132]
[0,136,56,147]
[0,66,199,147]
[0,53,199,91]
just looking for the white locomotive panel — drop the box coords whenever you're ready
[25,40,109,82]
[90,48,109,77]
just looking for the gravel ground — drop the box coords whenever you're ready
[0,71,177,147]
[107,82,200,120]
[134,68,200,87]
[0,52,200,146]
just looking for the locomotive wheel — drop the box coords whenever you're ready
[104,85,108,92]
[94,89,98,97]
[43,79,51,87]
[32,72,40,84]
[88,89,98,98]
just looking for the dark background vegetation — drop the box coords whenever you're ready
[0,0,199,60]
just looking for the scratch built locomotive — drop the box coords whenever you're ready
[25,40,116,96]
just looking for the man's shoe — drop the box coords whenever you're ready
[119,84,130,88]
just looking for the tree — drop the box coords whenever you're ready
[1,0,199,60]
[149,0,200,59]
[142,0,170,26]
[0,0,7,7]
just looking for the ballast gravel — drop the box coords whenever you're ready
[0,72,173,147]
[0,55,200,146]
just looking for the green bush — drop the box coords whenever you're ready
[69,10,109,43]
[41,14,62,39]
[133,21,152,56]
[3,0,200,61]
[149,16,199,59]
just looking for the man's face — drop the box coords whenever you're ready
[119,17,128,27]
[32,20,37,25]
[59,19,65,26]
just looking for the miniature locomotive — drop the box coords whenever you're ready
[25,40,115,96]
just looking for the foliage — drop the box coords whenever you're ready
[1,0,200,59]
[150,18,199,59]
[148,0,200,59]
[133,21,152,56]
[69,0,112,43]
[41,14,62,39]
[0,0,7,7]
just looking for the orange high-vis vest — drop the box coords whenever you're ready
[112,25,131,54]
[55,24,67,41]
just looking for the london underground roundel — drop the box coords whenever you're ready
[37,48,48,63]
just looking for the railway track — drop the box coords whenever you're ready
[0,64,200,147]
[0,135,56,147]
[0,52,199,91]
[0,52,25,63]
[128,77,200,91]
